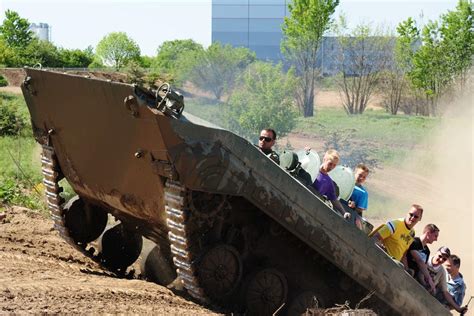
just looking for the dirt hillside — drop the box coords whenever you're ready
[0,206,220,315]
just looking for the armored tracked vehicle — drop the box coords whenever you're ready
[21,69,450,316]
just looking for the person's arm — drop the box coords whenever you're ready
[371,231,388,252]
[410,250,435,293]
[453,282,466,307]
[400,252,409,269]
[332,199,351,219]
[355,207,366,214]
[443,290,467,314]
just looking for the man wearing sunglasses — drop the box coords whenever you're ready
[426,247,468,314]
[370,204,423,268]
[257,129,280,164]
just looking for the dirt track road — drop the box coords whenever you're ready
[0,206,219,315]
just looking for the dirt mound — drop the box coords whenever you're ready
[0,68,128,87]
[65,70,128,82]
[0,68,26,86]
[0,206,219,315]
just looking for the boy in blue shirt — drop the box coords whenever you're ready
[346,163,369,216]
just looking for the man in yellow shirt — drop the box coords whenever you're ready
[371,204,423,268]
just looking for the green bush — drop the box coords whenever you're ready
[0,99,25,135]
[0,177,45,210]
[0,177,17,204]
[0,75,7,87]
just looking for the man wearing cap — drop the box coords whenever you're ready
[370,204,423,268]
[425,247,467,314]
[257,128,280,164]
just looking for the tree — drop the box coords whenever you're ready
[124,60,146,86]
[0,10,33,49]
[379,71,405,115]
[398,0,473,116]
[439,0,474,90]
[21,38,61,67]
[226,62,298,139]
[177,42,255,100]
[95,32,141,70]
[409,21,450,116]
[281,0,339,117]
[395,18,420,74]
[139,55,154,68]
[379,18,419,115]
[153,39,203,75]
[0,38,15,66]
[59,47,94,68]
[335,20,393,115]
[388,17,423,116]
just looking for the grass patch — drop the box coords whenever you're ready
[295,107,439,165]
[297,107,439,146]
[0,92,46,211]
[0,136,42,181]
[185,99,231,129]
[0,136,46,212]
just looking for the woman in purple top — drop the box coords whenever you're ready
[312,149,350,218]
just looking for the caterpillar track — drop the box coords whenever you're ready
[41,145,139,277]
[164,180,208,302]
[22,69,451,316]
[41,145,103,267]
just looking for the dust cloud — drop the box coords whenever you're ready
[382,88,473,305]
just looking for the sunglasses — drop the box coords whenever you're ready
[408,213,420,219]
[259,136,273,142]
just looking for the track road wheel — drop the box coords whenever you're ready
[142,245,177,286]
[246,268,288,316]
[287,291,324,316]
[100,223,143,271]
[64,196,108,244]
[197,244,242,301]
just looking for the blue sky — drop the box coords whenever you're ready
[0,0,457,56]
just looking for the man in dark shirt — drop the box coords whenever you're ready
[407,223,440,293]
[257,128,280,164]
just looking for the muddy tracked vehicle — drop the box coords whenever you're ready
[21,69,449,316]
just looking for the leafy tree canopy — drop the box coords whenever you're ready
[95,32,141,70]
[397,0,473,115]
[281,0,339,117]
[395,17,420,73]
[0,10,33,49]
[0,37,15,67]
[21,38,61,67]
[59,46,94,68]
[439,0,473,83]
[153,39,203,74]
[227,62,298,139]
[176,42,256,99]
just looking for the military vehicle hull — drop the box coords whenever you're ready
[21,69,450,316]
